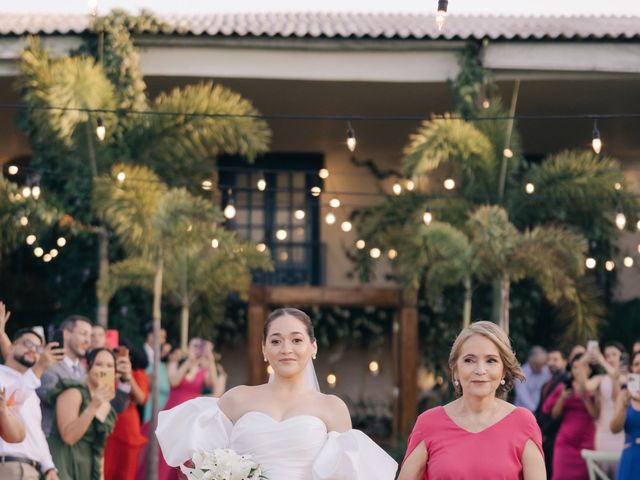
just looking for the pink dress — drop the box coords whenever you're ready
[157,368,207,480]
[542,383,596,480]
[404,406,542,479]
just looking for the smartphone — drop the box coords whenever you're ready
[117,346,129,359]
[628,374,640,398]
[587,340,599,352]
[105,330,119,350]
[52,329,65,349]
[97,369,116,401]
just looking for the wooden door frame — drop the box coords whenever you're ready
[247,284,418,437]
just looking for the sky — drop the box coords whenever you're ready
[3,0,640,16]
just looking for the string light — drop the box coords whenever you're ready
[482,99,491,109]
[392,183,402,195]
[310,186,322,197]
[8,165,18,175]
[614,182,622,191]
[637,220,640,231]
[615,210,627,230]
[387,249,398,260]
[423,207,433,226]
[256,242,267,253]
[436,0,448,32]
[525,183,535,194]
[279,250,289,262]
[326,373,337,387]
[368,361,380,375]
[294,210,306,220]
[341,221,352,232]
[346,121,356,152]
[329,198,341,208]
[325,210,336,225]
[318,168,329,179]
[116,171,126,183]
[637,244,640,254]
[22,187,31,198]
[503,148,514,159]
[43,253,52,263]
[50,249,59,258]
[256,175,267,192]
[356,239,366,250]
[585,257,596,269]
[211,238,219,248]
[443,178,456,190]
[624,256,634,268]
[31,185,41,199]
[605,260,615,271]
[406,180,415,191]
[223,189,237,219]
[96,117,106,141]
[26,234,36,245]
[369,247,381,259]
[201,180,213,191]
[56,237,67,247]
[19,216,29,226]
[276,229,288,241]
[34,247,44,257]
[592,120,602,154]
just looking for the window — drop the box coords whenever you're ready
[219,154,323,285]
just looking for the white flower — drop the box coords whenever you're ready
[181,448,264,480]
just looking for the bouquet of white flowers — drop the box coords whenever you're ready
[180,448,265,480]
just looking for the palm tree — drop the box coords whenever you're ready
[17,11,271,326]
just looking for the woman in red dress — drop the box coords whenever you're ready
[398,321,546,480]
[104,343,150,480]
[157,338,219,480]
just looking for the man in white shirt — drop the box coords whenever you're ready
[0,328,63,480]
[515,345,551,411]
[143,322,167,366]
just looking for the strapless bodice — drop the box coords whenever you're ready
[230,412,328,479]
[156,397,398,480]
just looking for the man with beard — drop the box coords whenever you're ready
[37,315,133,436]
[0,327,64,479]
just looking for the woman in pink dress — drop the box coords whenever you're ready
[542,353,599,480]
[157,338,220,480]
[398,321,546,480]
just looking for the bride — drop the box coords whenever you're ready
[156,307,398,479]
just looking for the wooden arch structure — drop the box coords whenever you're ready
[247,285,418,436]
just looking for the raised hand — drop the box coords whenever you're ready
[0,302,10,335]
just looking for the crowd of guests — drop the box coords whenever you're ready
[515,340,640,480]
[0,301,226,480]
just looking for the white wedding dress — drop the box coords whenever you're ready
[157,397,398,480]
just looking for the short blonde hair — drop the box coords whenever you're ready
[448,321,524,397]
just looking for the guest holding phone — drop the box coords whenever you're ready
[48,347,117,480]
[610,351,640,480]
[158,337,219,480]
[104,341,149,480]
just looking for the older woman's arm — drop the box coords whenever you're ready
[0,388,25,443]
[521,439,546,480]
[397,442,427,480]
[56,386,109,445]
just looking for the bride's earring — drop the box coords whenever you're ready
[312,353,317,360]
[454,379,459,387]
[263,357,268,363]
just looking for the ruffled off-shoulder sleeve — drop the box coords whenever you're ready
[156,397,233,467]
[311,429,398,480]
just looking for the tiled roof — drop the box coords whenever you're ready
[1,12,639,40]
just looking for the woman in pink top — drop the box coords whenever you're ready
[542,353,598,480]
[398,321,546,480]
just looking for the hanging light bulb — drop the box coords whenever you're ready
[341,221,352,232]
[503,148,514,159]
[423,207,433,226]
[22,187,31,198]
[443,178,456,190]
[592,120,602,154]
[326,373,337,387]
[392,183,402,195]
[26,234,36,245]
[346,122,357,152]
[329,198,341,208]
[585,257,596,269]
[605,260,615,272]
[257,174,267,192]
[276,229,288,241]
[482,99,491,109]
[211,238,219,248]
[369,248,381,259]
[624,256,634,268]
[436,0,448,32]
[201,180,213,191]
[256,242,267,253]
[637,220,640,231]
[223,189,237,220]
[614,182,622,191]
[406,180,415,191]
[525,183,535,194]
[116,171,126,183]
[310,186,322,197]
[56,237,67,247]
[318,168,329,179]
[50,248,59,258]
[325,210,336,225]
[615,210,627,230]
[387,249,398,260]
[34,247,44,258]
[31,185,41,199]
[294,209,306,220]
[19,216,29,226]
[369,361,380,375]
[8,165,18,175]
[43,253,52,263]
[355,239,366,250]
[96,117,106,141]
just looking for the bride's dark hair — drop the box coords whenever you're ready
[263,308,316,344]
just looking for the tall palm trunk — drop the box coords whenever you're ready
[147,252,164,480]
[86,122,109,326]
[462,276,472,328]
[491,275,511,334]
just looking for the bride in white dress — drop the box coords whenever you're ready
[156,307,398,480]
